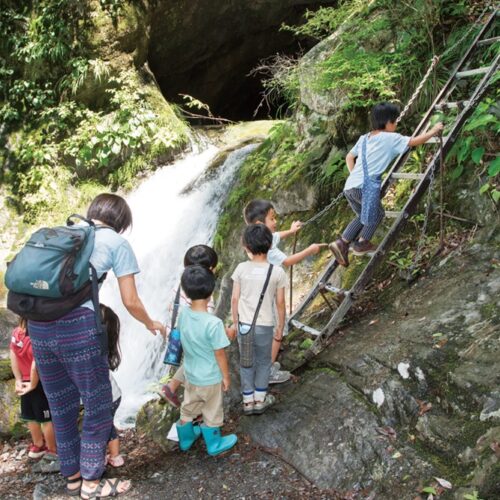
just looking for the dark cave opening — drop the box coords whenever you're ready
[147,1,337,121]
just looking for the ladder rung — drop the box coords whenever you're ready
[477,36,500,47]
[290,319,321,337]
[322,283,346,295]
[385,211,401,218]
[391,172,425,180]
[435,100,470,110]
[456,67,491,79]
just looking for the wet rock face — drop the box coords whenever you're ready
[148,0,337,120]
[241,241,500,497]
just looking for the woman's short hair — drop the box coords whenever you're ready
[87,193,133,233]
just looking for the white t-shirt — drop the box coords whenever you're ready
[109,372,121,402]
[231,261,287,326]
[344,132,411,190]
[267,232,287,267]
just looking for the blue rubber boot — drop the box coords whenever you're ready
[176,420,201,451]
[200,425,237,456]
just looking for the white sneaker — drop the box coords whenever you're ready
[269,362,291,385]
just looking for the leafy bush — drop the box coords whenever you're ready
[448,96,500,203]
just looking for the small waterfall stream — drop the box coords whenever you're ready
[100,139,258,426]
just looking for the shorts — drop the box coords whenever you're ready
[181,381,223,428]
[20,382,51,423]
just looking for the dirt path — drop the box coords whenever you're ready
[0,428,341,499]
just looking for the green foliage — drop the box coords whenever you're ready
[447,97,500,203]
[273,0,486,118]
[282,1,365,40]
[463,491,484,500]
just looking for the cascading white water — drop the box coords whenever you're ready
[99,139,258,426]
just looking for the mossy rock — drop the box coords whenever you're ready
[0,358,13,381]
[0,377,23,437]
[135,398,180,454]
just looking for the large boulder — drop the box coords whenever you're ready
[0,359,25,438]
[241,239,500,497]
[135,398,180,454]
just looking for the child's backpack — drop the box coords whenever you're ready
[4,215,108,350]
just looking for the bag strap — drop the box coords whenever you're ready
[361,134,369,179]
[249,264,274,331]
[66,214,94,227]
[171,285,181,330]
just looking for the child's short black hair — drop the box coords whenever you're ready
[243,199,274,224]
[242,224,273,255]
[371,102,400,130]
[181,265,215,301]
[184,244,218,269]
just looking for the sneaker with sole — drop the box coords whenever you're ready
[269,362,291,385]
[254,394,276,415]
[352,240,377,256]
[329,239,350,267]
[242,401,254,416]
[159,384,180,408]
[28,444,47,459]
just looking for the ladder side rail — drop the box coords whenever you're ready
[307,294,354,358]
[288,259,339,323]
[380,10,498,196]
[303,56,499,361]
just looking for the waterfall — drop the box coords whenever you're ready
[100,140,258,426]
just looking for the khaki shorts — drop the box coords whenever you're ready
[173,364,185,383]
[181,381,224,428]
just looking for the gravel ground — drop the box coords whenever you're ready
[0,426,342,499]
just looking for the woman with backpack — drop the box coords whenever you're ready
[27,193,165,499]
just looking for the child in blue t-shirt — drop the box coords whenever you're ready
[329,102,443,266]
[175,265,237,457]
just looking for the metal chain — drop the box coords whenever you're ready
[301,191,345,227]
[407,145,439,275]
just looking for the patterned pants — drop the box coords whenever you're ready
[342,188,385,242]
[29,308,112,480]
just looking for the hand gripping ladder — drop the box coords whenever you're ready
[288,9,499,366]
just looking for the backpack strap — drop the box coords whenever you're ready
[66,214,94,227]
[170,286,182,330]
[249,264,274,331]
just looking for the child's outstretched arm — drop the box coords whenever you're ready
[282,243,328,267]
[408,122,444,147]
[279,221,302,240]
[274,287,286,342]
[214,349,230,391]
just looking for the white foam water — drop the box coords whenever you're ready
[99,141,258,426]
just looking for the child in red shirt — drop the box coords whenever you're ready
[9,317,57,459]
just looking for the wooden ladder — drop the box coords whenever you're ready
[288,9,499,364]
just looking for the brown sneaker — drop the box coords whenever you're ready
[329,239,350,267]
[352,240,377,256]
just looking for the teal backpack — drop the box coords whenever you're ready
[5,215,108,351]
